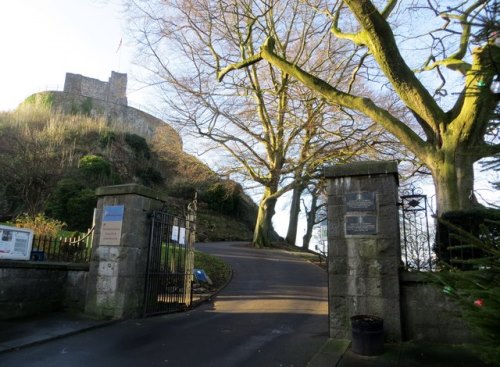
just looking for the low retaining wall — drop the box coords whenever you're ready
[400,271,474,343]
[0,261,89,320]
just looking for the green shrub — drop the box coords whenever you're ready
[45,178,83,222]
[136,167,164,187]
[23,93,54,109]
[79,154,111,177]
[45,180,96,232]
[80,97,93,116]
[167,182,198,200]
[435,209,500,268]
[125,133,151,159]
[200,182,240,215]
[99,130,116,147]
[14,213,66,237]
[66,188,96,231]
[434,220,500,365]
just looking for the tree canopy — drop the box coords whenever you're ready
[215,0,500,215]
[127,0,388,246]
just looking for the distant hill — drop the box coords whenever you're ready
[0,86,256,241]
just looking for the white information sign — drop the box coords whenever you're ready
[178,227,186,246]
[0,225,34,260]
[100,205,124,246]
[171,225,179,242]
[171,226,186,246]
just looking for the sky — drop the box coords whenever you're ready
[0,0,147,111]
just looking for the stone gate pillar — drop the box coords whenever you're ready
[325,161,402,341]
[85,184,166,319]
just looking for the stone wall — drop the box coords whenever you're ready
[0,261,88,320]
[400,272,474,343]
[64,71,127,105]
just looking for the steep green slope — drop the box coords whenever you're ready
[0,104,254,240]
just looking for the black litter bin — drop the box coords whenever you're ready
[350,315,384,356]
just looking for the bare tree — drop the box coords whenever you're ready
[218,0,500,216]
[126,0,377,246]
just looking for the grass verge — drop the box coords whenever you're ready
[194,250,231,289]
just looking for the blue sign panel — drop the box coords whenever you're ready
[103,205,125,222]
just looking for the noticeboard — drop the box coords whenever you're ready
[171,225,187,246]
[345,215,378,236]
[0,225,34,260]
[100,205,124,246]
[345,192,376,212]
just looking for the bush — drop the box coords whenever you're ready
[23,92,54,109]
[434,220,500,365]
[99,130,116,148]
[79,154,111,177]
[45,178,83,222]
[80,97,93,116]
[136,167,164,187]
[14,213,66,237]
[168,182,199,200]
[200,182,240,216]
[125,133,151,159]
[45,179,96,231]
[66,188,97,231]
[435,209,500,268]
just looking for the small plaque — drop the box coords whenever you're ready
[346,192,376,212]
[345,215,377,235]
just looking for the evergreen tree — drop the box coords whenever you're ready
[436,219,500,366]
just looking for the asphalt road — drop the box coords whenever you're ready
[0,242,328,367]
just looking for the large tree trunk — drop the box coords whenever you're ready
[285,184,303,246]
[252,187,278,247]
[302,193,318,250]
[430,153,478,216]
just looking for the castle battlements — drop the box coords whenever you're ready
[64,71,128,106]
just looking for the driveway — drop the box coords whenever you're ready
[0,242,328,367]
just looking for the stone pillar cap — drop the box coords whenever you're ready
[95,183,168,201]
[324,161,398,180]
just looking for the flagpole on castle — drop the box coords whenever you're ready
[115,37,123,71]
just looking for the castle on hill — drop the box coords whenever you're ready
[25,71,182,151]
[64,71,128,106]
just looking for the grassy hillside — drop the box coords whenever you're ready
[0,104,254,241]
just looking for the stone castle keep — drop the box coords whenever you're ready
[26,71,182,150]
[64,71,128,106]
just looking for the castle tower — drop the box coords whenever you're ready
[108,71,127,105]
[63,71,127,106]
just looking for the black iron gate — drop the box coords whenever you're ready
[143,199,196,317]
[400,187,433,271]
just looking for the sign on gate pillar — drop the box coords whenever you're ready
[325,161,402,342]
[85,184,168,319]
[100,205,124,246]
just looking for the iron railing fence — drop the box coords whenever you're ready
[399,187,435,271]
[30,227,94,263]
[143,199,196,317]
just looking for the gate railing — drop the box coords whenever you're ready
[143,197,196,317]
[400,187,434,271]
[30,226,94,263]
